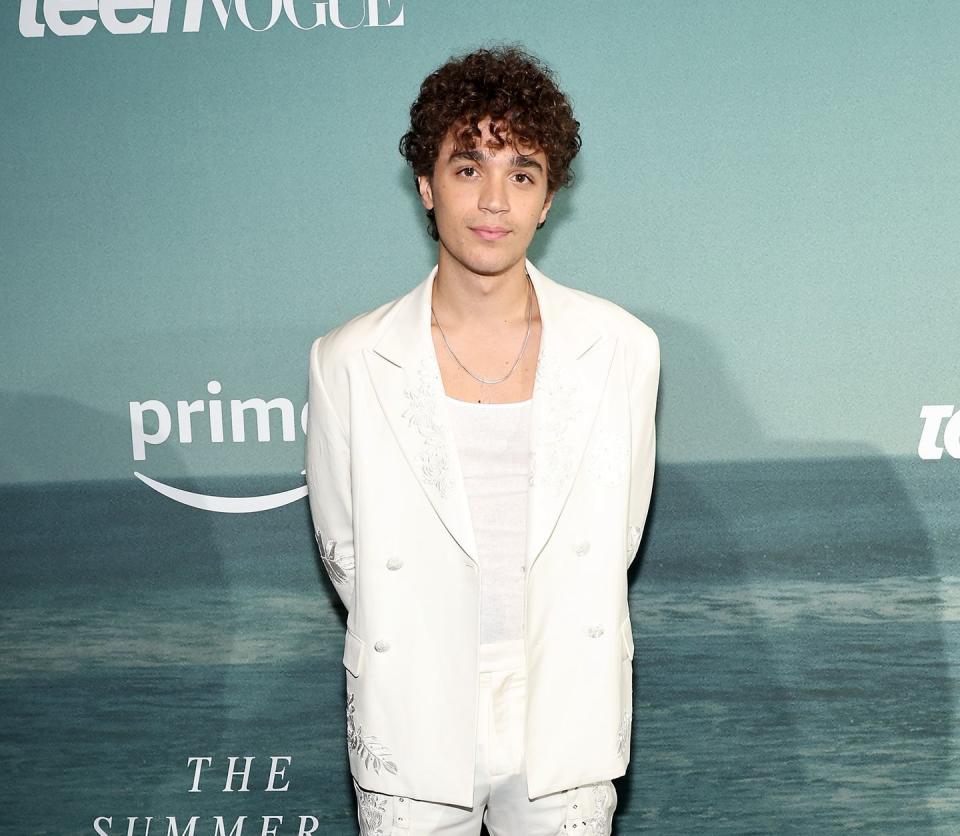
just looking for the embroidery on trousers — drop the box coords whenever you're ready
[315,529,355,586]
[586,784,614,835]
[346,692,399,775]
[565,783,614,835]
[401,357,454,498]
[616,710,632,756]
[355,783,389,836]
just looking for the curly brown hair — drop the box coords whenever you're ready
[398,44,582,241]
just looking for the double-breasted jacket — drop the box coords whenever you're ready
[305,258,660,806]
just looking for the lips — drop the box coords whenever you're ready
[471,227,510,241]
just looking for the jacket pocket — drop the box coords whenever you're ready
[620,616,634,662]
[343,628,366,678]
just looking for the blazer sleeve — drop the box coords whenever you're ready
[305,336,355,614]
[626,326,660,569]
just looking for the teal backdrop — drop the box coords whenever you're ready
[2,2,959,833]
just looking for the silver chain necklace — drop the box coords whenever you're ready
[431,270,533,386]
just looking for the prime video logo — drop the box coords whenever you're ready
[129,380,309,513]
[18,0,404,38]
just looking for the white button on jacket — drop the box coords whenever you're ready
[305,258,660,806]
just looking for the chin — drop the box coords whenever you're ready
[440,237,526,275]
[473,258,522,277]
[470,246,525,270]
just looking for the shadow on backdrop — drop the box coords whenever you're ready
[622,314,954,833]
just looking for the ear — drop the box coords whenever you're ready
[417,174,434,211]
[538,190,555,225]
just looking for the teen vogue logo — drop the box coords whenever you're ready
[918,405,960,460]
[130,380,310,513]
[18,0,404,38]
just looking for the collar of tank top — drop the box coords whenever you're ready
[444,394,532,406]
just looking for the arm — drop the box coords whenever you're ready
[305,336,356,613]
[626,327,660,569]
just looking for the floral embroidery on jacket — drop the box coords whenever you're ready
[616,710,632,756]
[315,529,355,586]
[355,783,389,836]
[626,525,643,558]
[585,425,630,487]
[401,357,454,498]
[529,346,580,493]
[346,692,398,775]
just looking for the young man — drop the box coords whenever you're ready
[305,45,660,835]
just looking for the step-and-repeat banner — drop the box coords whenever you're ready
[3,2,959,833]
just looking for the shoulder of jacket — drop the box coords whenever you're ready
[551,277,659,359]
[309,293,402,381]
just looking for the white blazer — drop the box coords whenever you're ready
[305,258,660,806]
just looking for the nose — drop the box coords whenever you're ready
[478,175,509,214]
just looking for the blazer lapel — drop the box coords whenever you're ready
[363,263,479,564]
[523,260,616,574]
[363,259,616,573]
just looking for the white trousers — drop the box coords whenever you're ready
[352,639,618,836]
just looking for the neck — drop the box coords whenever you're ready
[432,250,532,329]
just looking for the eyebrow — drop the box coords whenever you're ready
[447,148,544,175]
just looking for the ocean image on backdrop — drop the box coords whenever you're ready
[2,456,958,835]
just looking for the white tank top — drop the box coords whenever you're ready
[444,395,532,644]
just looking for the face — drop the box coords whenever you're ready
[417,116,554,279]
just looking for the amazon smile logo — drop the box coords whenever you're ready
[129,379,309,513]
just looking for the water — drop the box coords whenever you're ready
[2,457,958,834]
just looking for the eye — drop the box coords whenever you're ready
[513,172,534,184]
[457,166,478,177]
